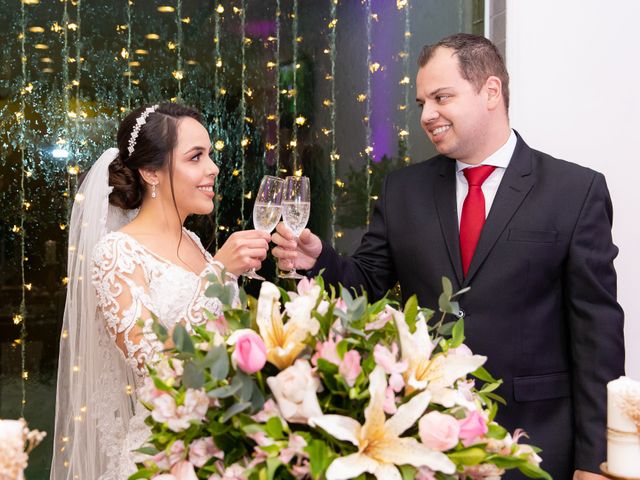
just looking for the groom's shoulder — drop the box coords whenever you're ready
[386,154,450,184]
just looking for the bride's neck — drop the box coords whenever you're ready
[132,199,185,237]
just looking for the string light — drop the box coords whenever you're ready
[18,0,28,416]
[364,0,373,224]
[399,0,411,163]
[212,3,224,250]
[175,0,184,96]
[328,0,338,246]
[274,0,282,174]
[125,0,133,108]
[239,0,248,228]
[291,0,299,172]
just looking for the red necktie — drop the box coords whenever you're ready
[460,165,496,276]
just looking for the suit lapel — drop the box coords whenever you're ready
[463,136,536,286]
[434,159,464,287]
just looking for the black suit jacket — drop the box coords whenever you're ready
[311,133,625,478]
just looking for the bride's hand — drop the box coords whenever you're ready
[213,230,271,276]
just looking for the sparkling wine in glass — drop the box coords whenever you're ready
[243,175,284,281]
[280,175,310,279]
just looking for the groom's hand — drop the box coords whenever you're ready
[573,470,607,480]
[271,222,322,271]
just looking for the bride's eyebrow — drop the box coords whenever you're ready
[182,146,207,154]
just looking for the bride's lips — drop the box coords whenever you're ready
[197,184,215,199]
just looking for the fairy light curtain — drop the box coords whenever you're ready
[0,0,482,476]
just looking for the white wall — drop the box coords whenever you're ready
[505,0,639,377]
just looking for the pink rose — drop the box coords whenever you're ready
[170,460,198,480]
[339,350,362,387]
[419,411,460,451]
[458,410,488,446]
[189,437,223,468]
[232,331,267,374]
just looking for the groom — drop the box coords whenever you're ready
[272,33,624,479]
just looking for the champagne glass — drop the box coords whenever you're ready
[280,175,310,279]
[244,175,284,281]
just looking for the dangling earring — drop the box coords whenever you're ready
[151,183,157,199]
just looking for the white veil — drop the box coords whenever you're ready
[51,148,139,480]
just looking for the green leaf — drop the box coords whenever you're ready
[448,447,487,466]
[209,344,230,381]
[403,295,418,332]
[339,286,353,306]
[485,391,507,406]
[305,439,334,480]
[336,340,349,359]
[486,423,508,440]
[151,321,168,343]
[518,462,553,480]
[237,372,255,403]
[151,376,172,392]
[438,292,456,314]
[264,416,285,440]
[490,455,527,468]
[250,382,265,412]
[399,465,417,480]
[450,318,465,347]
[221,401,252,422]
[437,321,456,336]
[127,469,154,480]
[208,381,242,399]
[442,276,453,298]
[131,446,159,456]
[172,324,195,354]
[471,366,498,383]
[266,457,282,480]
[182,361,205,389]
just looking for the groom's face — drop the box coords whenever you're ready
[416,47,491,165]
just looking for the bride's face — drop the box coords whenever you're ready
[158,116,219,217]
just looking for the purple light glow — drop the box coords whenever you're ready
[370,0,399,162]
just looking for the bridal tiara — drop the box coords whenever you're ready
[127,104,159,156]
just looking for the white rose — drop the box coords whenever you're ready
[266,360,323,424]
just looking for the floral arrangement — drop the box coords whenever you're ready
[132,276,551,480]
[0,418,46,480]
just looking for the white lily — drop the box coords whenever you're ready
[393,308,486,407]
[256,282,319,370]
[310,367,455,480]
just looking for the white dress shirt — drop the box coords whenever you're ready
[456,130,517,227]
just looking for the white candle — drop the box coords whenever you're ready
[607,376,640,478]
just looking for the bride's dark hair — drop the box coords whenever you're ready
[108,102,203,209]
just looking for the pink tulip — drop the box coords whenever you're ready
[170,460,198,480]
[232,331,267,374]
[339,350,362,387]
[458,410,488,446]
[419,411,460,451]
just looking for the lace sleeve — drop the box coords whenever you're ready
[92,234,163,376]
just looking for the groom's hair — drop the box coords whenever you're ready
[418,33,510,110]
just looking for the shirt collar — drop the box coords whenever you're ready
[456,129,517,173]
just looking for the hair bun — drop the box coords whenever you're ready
[108,154,143,210]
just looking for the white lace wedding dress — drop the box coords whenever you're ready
[90,228,238,479]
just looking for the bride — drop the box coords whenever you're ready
[50,103,270,479]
